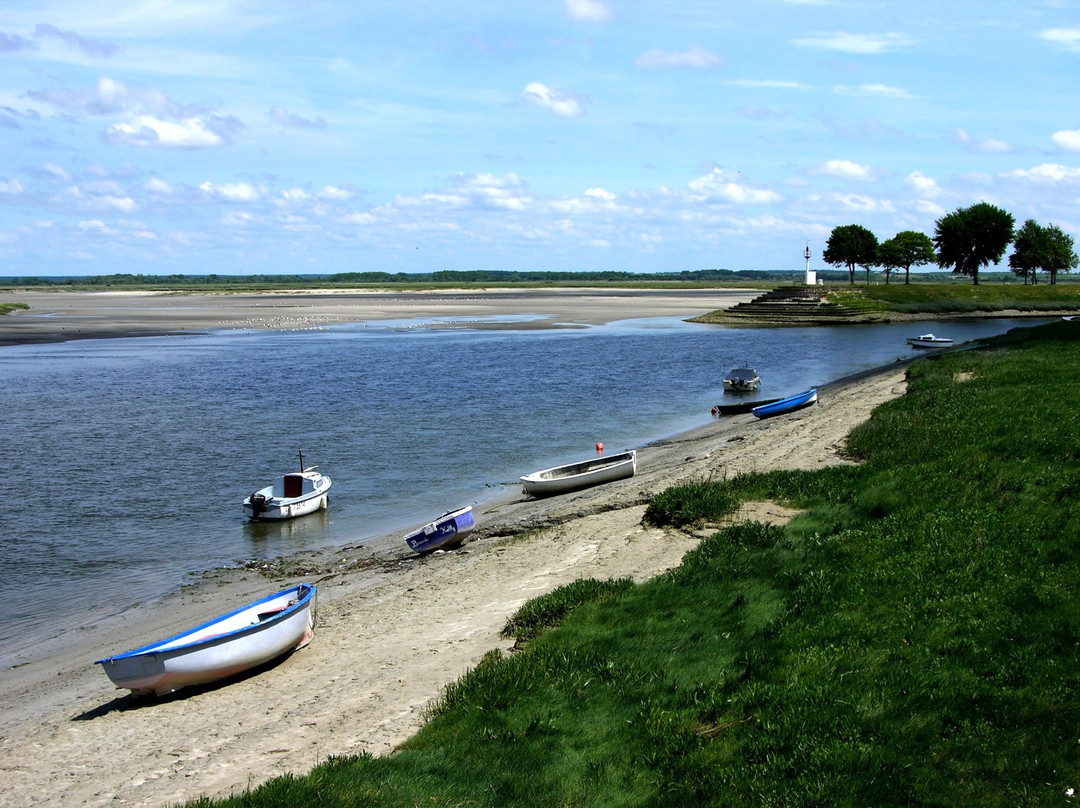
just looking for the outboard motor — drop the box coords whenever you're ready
[249,493,268,519]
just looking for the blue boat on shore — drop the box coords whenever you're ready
[751,388,818,419]
[404,506,476,553]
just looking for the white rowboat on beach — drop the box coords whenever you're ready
[95,583,316,697]
[520,450,637,497]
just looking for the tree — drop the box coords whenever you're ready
[1042,224,1079,284]
[823,224,879,285]
[1008,220,1077,285]
[1009,219,1044,285]
[933,202,1015,285]
[877,231,936,285]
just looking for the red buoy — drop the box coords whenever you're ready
[595,442,604,453]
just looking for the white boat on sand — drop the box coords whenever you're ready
[244,450,331,521]
[521,450,637,498]
[96,583,316,697]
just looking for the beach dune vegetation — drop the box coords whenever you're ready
[190,320,1080,807]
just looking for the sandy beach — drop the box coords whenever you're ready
[0,287,759,345]
[0,289,911,807]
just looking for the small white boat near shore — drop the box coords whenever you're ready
[243,450,331,521]
[96,583,316,697]
[907,333,953,349]
[723,365,762,392]
[520,450,637,498]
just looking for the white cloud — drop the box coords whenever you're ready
[1052,130,1080,152]
[107,115,225,148]
[1041,26,1080,51]
[687,168,782,204]
[0,179,24,194]
[904,171,941,197]
[317,186,352,200]
[951,128,1012,154]
[521,82,584,117]
[34,24,121,59]
[563,0,613,22]
[792,32,912,54]
[198,181,262,201]
[269,106,327,130]
[78,219,112,233]
[729,79,808,90]
[41,163,73,182]
[819,159,873,180]
[585,187,616,201]
[830,193,895,212]
[144,177,173,194]
[635,45,723,69]
[95,195,136,213]
[1006,163,1080,182]
[834,83,912,98]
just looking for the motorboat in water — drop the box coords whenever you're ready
[906,333,954,349]
[243,450,331,521]
[723,365,762,392]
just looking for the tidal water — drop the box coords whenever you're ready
[0,314,1039,661]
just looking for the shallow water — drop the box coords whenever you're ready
[0,314,1039,659]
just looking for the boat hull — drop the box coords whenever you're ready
[96,584,316,697]
[906,334,953,349]
[722,367,761,392]
[243,476,332,521]
[404,506,476,553]
[713,396,782,416]
[751,389,818,418]
[723,379,761,392]
[520,450,637,497]
[908,339,953,349]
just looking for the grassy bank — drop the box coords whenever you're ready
[856,283,1080,315]
[193,320,1080,807]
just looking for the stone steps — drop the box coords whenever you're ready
[719,286,863,322]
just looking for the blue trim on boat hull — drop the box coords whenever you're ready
[404,506,476,553]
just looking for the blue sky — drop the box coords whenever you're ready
[1,0,1079,277]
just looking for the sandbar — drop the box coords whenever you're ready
[0,288,759,345]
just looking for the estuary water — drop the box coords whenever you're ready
[0,314,1039,662]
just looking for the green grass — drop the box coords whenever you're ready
[190,320,1080,807]
[858,283,1080,314]
[0,302,28,316]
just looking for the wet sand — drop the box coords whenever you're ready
[0,288,759,345]
[0,288,911,807]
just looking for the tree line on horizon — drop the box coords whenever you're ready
[1,267,855,287]
[824,202,1079,286]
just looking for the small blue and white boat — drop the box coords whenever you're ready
[751,388,818,419]
[404,505,476,553]
[96,583,317,697]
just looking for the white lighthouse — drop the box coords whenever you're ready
[804,242,817,286]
